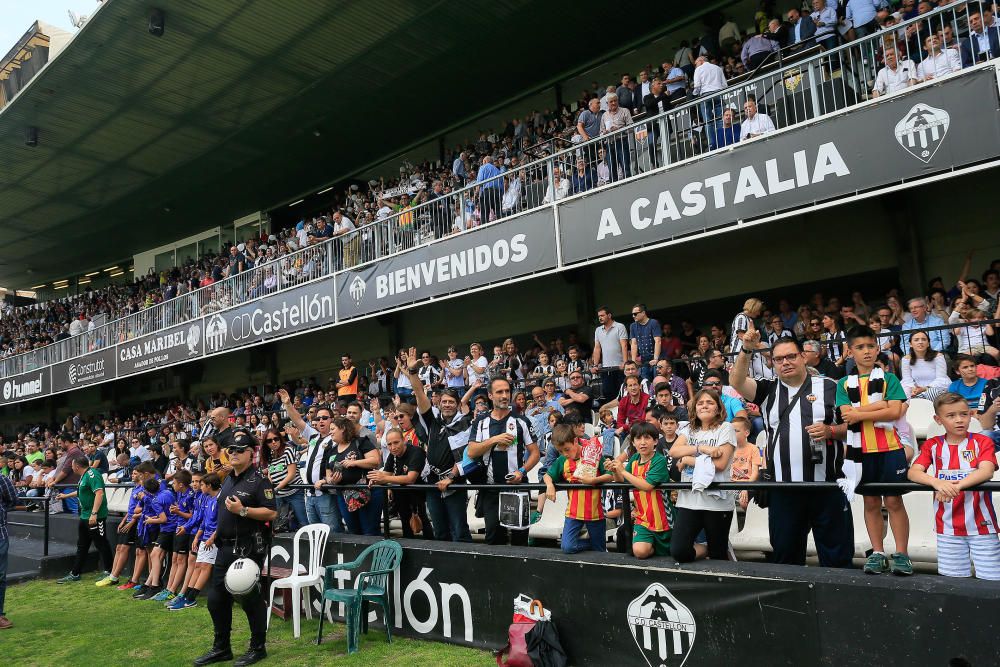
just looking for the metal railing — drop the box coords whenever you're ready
[15,478,1000,559]
[0,2,993,379]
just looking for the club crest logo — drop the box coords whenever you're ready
[206,314,227,353]
[894,103,949,163]
[349,275,366,306]
[187,322,202,355]
[628,583,696,667]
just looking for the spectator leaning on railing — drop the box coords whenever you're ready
[7,2,1000,371]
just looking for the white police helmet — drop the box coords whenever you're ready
[225,557,261,596]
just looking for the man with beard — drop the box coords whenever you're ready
[400,348,473,542]
[466,378,540,545]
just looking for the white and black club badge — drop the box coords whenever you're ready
[627,583,696,667]
[349,275,366,306]
[894,103,949,164]
[205,314,227,353]
[187,322,202,355]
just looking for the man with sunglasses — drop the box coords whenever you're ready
[558,372,593,424]
[701,371,747,422]
[629,303,661,384]
[279,388,344,535]
[730,323,854,569]
[196,429,276,667]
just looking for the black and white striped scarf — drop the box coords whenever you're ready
[844,366,891,448]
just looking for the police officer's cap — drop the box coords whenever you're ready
[228,428,258,452]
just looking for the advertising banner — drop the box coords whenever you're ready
[557,69,1000,264]
[51,346,117,393]
[117,319,205,376]
[0,367,50,405]
[268,537,819,666]
[203,278,335,354]
[336,210,558,320]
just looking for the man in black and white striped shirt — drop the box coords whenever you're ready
[731,298,773,380]
[730,324,854,568]
[466,378,539,546]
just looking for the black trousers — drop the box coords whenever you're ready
[72,519,113,576]
[747,50,772,71]
[207,543,268,650]
[767,488,854,568]
[477,491,529,546]
[394,490,434,540]
[670,507,733,563]
[479,189,501,223]
[599,368,625,405]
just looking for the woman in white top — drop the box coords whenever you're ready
[899,330,949,401]
[669,389,736,563]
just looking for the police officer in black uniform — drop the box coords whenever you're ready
[194,429,277,667]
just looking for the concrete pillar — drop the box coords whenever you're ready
[884,198,924,298]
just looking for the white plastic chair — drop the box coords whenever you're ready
[925,422,946,440]
[906,398,935,440]
[266,523,330,638]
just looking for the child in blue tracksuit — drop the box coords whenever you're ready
[132,477,164,596]
[169,472,221,610]
[159,470,196,602]
[98,468,145,588]
[172,471,204,605]
[135,481,174,599]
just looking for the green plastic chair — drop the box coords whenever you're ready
[315,540,403,654]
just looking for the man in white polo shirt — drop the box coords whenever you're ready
[591,306,629,405]
[872,47,917,97]
[739,96,775,141]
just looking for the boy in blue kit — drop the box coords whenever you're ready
[169,471,204,607]
[131,477,164,597]
[135,479,175,599]
[169,472,221,610]
[156,470,195,603]
[97,467,142,588]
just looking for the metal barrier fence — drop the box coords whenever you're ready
[14,479,998,559]
[0,2,994,379]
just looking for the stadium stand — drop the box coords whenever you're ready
[5,1,998,375]
[4,0,1000,621]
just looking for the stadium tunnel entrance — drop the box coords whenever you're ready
[2,168,996,428]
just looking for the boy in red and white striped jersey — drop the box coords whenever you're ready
[908,392,1000,580]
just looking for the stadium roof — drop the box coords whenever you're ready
[0,0,722,288]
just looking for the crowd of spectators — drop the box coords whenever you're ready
[1,0,997,374]
[2,257,999,576]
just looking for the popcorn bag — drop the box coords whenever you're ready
[574,436,603,480]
